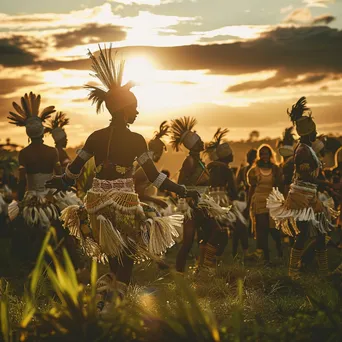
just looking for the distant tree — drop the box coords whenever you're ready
[248,130,260,142]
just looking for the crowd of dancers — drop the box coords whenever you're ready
[0,46,341,311]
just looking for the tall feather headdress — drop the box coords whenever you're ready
[206,128,232,160]
[205,128,229,155]
[45,112,69,142]
[8,92,55,138]
[277,126,296,157]
[149,121,170,151]
[85,44,136,114]
[287,96,316,137]
[287,96,311,123]
[170,116,199,151]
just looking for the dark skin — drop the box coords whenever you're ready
[18,136,61,200]
[295,132,333,189]
[46,99,199,284]
[207,154,238,200]
[134,140,168,209]
[55,137,70,169]
[178,138,206,186]
[46,102,199,199]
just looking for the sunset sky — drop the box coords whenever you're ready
[1,0,342,147]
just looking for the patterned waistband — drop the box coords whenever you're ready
[209,186,226,192]
[92,178,135,192]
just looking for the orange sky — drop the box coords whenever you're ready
[1,0,342,147]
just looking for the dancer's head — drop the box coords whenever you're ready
[170,116,203,152]
[287,96,317,144]
[8,92,55,141]
[205,128,232,162]
[85,45,138,126]
[148,121,169,162]
[257,144,275,165]
[277,126,296,159]
[246,148,257,165]
[45,112,69,148]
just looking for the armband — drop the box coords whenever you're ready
[152,172,167,188]
[136,151,154,166]
[76,149,93,162]
[65,163,82,180]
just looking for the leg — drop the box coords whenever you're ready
[239,219,249,256]
[315,233,328,276]
[232,223,240,258]
[270,228,283,258]
[256,213,270,261]
[175,218,196,273]
[289,221,308,279]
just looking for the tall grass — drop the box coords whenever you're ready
[1,228,341,341]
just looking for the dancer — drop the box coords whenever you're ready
[45,111,71,169]
[267,97,337,278]
[246,144,283,263]
[170,117,226,272]
[236,148,257,194]
[7,92,60,261]
[45,111,82,210]
[45,46,199,302]
[277,127,296,196]
[206,128,248,260]
[134,121,170,210]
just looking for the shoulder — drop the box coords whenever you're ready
[182,155,195,169]
[130,131,147,145]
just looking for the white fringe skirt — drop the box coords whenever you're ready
[60,178,183,264]
[267,181,338,237]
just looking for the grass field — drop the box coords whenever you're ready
[0,232,341,341]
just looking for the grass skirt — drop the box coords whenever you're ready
[267,181,338,237]
[60,178,183,264]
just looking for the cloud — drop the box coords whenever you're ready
[0,77,41,95]
[53,24,127,48]
[227,71,332,92]
[303,0,335,8]
[284,7,335,25]
[312,14,335,25]
[0,38,37,66]
[281,5,294,14]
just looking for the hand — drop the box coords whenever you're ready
[186,189,200,205]
[45,176,70,195]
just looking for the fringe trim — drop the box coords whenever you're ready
[144,214,183,255]
[8,200,19,221]
[54,191,83,211]
[267,187,334,237]
[0,194,6,215]
[98,215,128,263]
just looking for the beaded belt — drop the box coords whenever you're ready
[92,178,135,192]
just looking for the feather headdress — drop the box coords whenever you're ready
[45,112,69,142]
[287,97,316,137]
[170,116,199,151]
[277,126,296,157]
[277,127,295,148]
[85,44,136,114]
[287,96,311,123]
[149,121,170,151]
[8,92,55,138]
[205,128,229,155]
[206,128,232,160]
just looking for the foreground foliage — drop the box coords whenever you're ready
[0,228,341,342]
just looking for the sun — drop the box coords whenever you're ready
[122,56,156,85]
